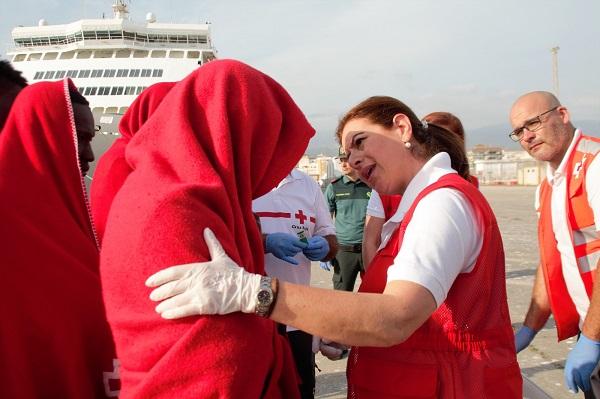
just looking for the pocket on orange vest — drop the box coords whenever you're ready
[351,356,438,398]
[483,363,522,399]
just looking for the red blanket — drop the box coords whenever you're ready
[0,79,118,398]
[91,82,175,241]
[100,59,314,398]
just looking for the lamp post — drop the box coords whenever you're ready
[550,46,560,97]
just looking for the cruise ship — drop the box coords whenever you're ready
[7,0,217,176]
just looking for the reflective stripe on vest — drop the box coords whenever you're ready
[539,133,600,340]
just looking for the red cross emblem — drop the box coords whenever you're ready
[294,210,307,224]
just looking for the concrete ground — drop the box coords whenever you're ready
[310,185,581,399]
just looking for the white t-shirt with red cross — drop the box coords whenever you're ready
[252,168,336,287]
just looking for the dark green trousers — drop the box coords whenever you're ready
[332,248,364,291]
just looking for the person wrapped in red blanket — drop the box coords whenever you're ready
[0,79,118,398]
[90,81,175,241]
[100,59,315,398]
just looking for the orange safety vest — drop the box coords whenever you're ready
[538,133,600,341]
[347,174,521,398]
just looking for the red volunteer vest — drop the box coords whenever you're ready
[538,133,600,341]
[347,174,521,398]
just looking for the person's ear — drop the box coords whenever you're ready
[392,113,413,143]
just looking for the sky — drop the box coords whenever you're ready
[2,0,600,153]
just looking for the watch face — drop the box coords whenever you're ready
[257,290,273,304]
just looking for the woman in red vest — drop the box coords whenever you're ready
[146,96,522,398]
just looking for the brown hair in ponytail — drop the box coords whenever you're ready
[336,96,469,179]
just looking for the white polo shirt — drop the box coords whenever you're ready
[534,129,600,326]
[380,153,483,307]
[252,168,336,287]
[366,190,385,218]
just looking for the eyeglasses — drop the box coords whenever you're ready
[94,124,102,132]
[338,157,348,163]
[509,106,559,142]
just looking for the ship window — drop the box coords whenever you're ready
[55,71,66,78]
[115,49,131,58]
[133,50,149,58]
[94,50,114,58]
[32,38,50,46]
[79,70,91,78]
[169,51,184,59]
[115,87,124,95]
[129,69,140,77]
[124,86,136,95]
[78,87,85,94]
[110,87,119,95]
[34,71,44,80]
[76,50,92,59]
[49,36,66,45]
[119,107,129,114]
[91,69,103,78]
[187,51,200,59]
[83,31,97,40]
[14,38,33,47]
[44,71,55,79]
[109,30,123,39]
[59,51,76,59]
[123,31,135,41]
[103,69,116,78]
[116,69,128,77]
[136,86,144,95]
[96,31,110,39]
[89,87,98,96]
[67,70,78,78]
[141,69,152,77]
[151,50,167,58]
[92,107,104,113]
[152,69,163,77]
[156,34,168,43]
[106,107,119,114]
[84,87,92,95]
[12,54,26,62]
[135,33,148,42]
[27,53,42,61]
[99,87,110,95]
[43,52,58,60]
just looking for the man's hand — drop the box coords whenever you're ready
[303,235,330,261]
[514,326,537,353]
[564,334,600,393]
[145,228,261,318]
[265,232,307,265]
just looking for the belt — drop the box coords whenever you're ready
[338,243,362,252]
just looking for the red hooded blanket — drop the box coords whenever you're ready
[100,59,314,398]
[0,79,118,398]
[91,82,175,241]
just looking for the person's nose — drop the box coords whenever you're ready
[521,128,536,143]
[348,151,361,170]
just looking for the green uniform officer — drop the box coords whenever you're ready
[325,149,371,291]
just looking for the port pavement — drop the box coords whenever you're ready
[310,186,580,398]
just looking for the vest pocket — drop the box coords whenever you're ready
[351,356,438,398]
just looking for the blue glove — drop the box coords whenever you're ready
[564,334,600,393]
[319,261,331,271]
[265,232,307,265]
[303,235,330,261]
[514,326,537,353]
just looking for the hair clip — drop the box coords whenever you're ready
[421,119,429,130]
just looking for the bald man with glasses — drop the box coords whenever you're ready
[510,91,600,397]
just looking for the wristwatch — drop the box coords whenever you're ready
[255,276,277,318]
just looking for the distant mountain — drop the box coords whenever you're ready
[305,120,600,156]
[463,119,600,150]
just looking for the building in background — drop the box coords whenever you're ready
[468,145,544,186]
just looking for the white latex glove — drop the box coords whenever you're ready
[145,228,262,319]
[319,338,349,361]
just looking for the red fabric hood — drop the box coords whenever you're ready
[0,79,117,398]
[91,82,175,241]
[100,59,314,398]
